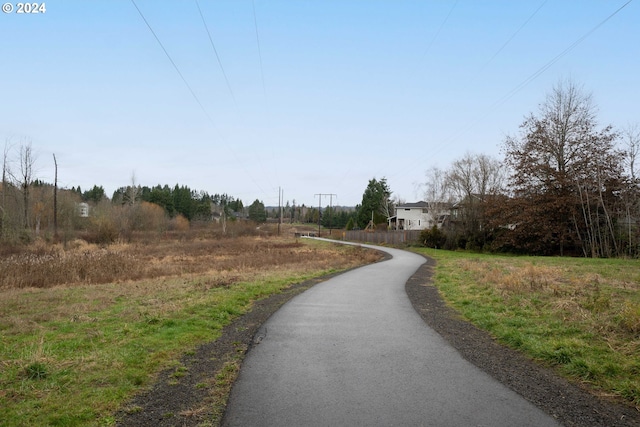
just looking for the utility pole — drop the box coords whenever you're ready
[329,194,337,235]
[278,187,283,236]
[53,153,58,239]
[315,193,337,237]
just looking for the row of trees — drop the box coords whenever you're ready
[0,141,252,243]
[112,184,244,222]
[422,79,640,257]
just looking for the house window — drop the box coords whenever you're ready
[418,220,421,226]
[422,209,428,213]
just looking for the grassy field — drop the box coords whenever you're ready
[413,248,640,409]
[0,228,380,426]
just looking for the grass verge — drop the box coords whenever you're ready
[0,236,379,426]
[413,248,640,408]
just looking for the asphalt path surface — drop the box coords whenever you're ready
[223,240,561,426]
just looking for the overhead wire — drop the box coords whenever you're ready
[384,0,634,193]
[130,0,270,200]
[250,0,281,198]
[371,0,461,197]
[195,0,237,106]
[421,0,459,60]
[363,2,461,202]
[476,0,548,77]
[194,0,279,201]
[252,0,268,103]
[130,0,217,129]
[492,0,633,108]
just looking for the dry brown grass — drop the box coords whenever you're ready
[0,228,381,425]
[0,224,378,290]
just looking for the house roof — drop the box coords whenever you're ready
[396,201,429,209]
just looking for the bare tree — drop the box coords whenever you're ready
[422,166,452,228]
[53,153,58,238]
[19,141,36,229]
[445,152,505,247]
[622,123,640,256]
[1,140,11,238]
[623,123,640,181]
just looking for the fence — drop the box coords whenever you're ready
[343,230,423,245]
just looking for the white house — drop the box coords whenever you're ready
[387,202,429,230]
[77,202,90,218]
[387,201,451,231]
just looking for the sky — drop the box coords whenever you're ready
[1,1,638,208]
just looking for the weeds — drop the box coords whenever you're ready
[0,232,380,426]
[420,249,640,408]
[24,362,48,380]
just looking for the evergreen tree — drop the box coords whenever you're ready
[248,199,266,222]
[83,185,106,203]
[357,178,393,228]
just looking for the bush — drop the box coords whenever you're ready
[345,218,355,231]
[169,215,190,232]
[420,226,446,249]
[82,216,118,244]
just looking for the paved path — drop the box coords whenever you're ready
[223,241,560,426]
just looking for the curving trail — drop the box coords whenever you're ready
[223,240,559,426]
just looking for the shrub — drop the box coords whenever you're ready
[24,362,48,380]
[420,226,446,249]
[169,215,190,232]
[83,216,118,244]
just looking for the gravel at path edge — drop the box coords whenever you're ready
[117,255,640,427]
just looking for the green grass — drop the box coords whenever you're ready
[413,248,640,408]
[0,270,341,426]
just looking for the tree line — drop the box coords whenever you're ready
[0,145,249,244]
[420,79,639,257]
[3,79,637,257]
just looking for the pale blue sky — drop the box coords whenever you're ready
[1,1,638,207]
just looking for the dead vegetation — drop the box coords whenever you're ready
[0,225,379,290]
[0,227,381,425]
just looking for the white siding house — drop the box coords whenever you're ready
[388,202,432,230]
[77,202,90,218]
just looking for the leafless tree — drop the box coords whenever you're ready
[445,152,505,245]
[53,153,58,238]
[422,166,451,229]
[1,140,11,237]
[19,141,36,229]
[621,123,640,255]
[623,123,640,181]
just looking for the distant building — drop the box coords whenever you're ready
[388,202,430,230]
[388,201,450,231]
[77,202,89,218]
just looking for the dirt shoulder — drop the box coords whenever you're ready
[406,256,639,427]
[117,255,640,427]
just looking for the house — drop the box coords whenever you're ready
[77,202,89,218]
[388,201,448,231]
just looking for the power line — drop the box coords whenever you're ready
[384,0,634,186]
[493,0,634,108]
[477,0,548,75]
[252,0,267,102]
[250,1,281,194]
[194,1,277,195]
[421,0,459,60]
[130,0,216,128]
[195,0,237,106]
[130,0,273,202]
